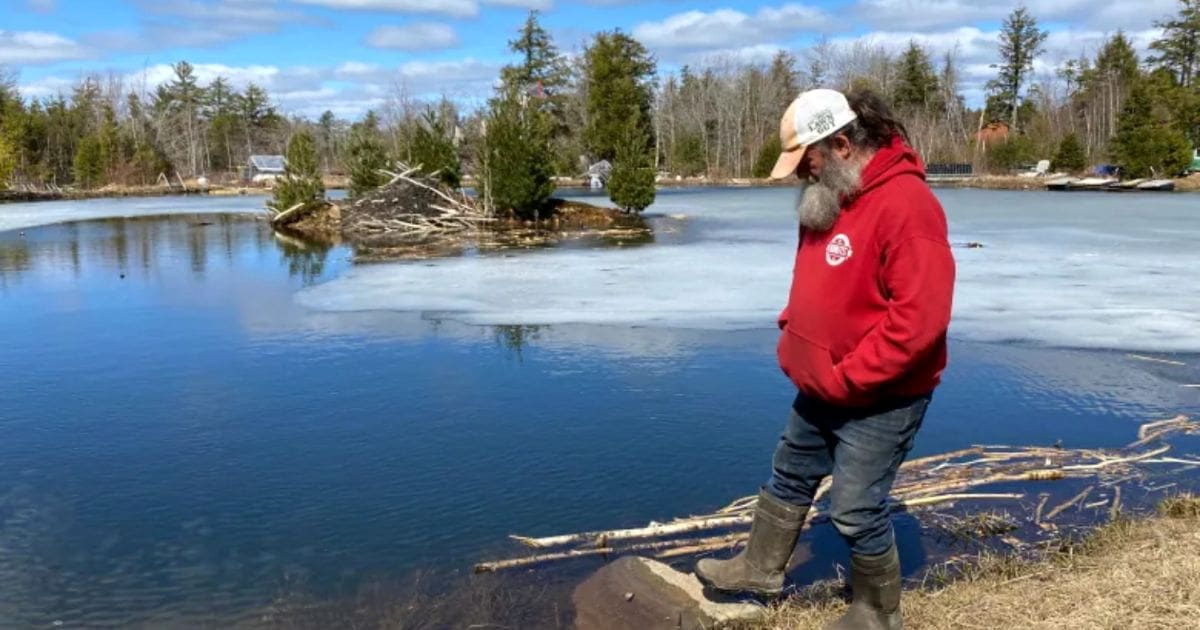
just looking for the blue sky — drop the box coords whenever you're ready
[1,0,1180,119]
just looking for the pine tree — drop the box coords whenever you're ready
[0,132,15,189]
[483,86,554,220]
[500,11,569,98]
[752,135,782,179]
[671,133,706,176]
[608,125,655,212]
[1052,133,1087,172]
[1149,0,1200,88]
[346,129,389,198]
[987,135,1035,171]
[97,103,120,181]
[72,135,104,189]
[130,141,169,186]
[411,105,462,188]
[1111,75,1194,178]
[767,51,799,111]
[987,6,1047,129]
[269,131,324,213]
[583,30,656,162]
[894,42,940,112]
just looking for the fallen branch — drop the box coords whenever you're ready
[269,202,306,225]
[1044,485,1094,521]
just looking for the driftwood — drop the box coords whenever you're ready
[1044,485,1094,520]
[268,202,307,226]
[477,415,1197,573]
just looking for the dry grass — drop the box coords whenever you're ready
[734,495,1200,630]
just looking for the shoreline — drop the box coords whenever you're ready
[5,172,1198,206]
[734,495,1200,630]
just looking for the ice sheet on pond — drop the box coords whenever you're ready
[297,187,1200,353]
[0,195,267,233]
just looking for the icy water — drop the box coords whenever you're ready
[0,189,1198,628]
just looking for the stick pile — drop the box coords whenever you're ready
[341,166,493,242]
[475,415,1199,573]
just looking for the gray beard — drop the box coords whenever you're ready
[797,155,864,232]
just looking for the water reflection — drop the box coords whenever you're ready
[0,213,351,291]
[0,210,1197,628]
[274,231,334,287]
[493,324,544,361]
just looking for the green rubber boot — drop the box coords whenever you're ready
[694,489,807,597]
[825,545,903,630]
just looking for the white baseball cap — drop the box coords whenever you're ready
[769,89,858,180]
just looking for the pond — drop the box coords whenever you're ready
[0,188,1197,627]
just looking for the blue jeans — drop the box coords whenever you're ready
[766,392,930,557]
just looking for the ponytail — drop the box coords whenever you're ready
[842,88,909,150]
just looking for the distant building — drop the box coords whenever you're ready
[247,155,285,183]
[587,160,611,189]
[974,121,1010,148]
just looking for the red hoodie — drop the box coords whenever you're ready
[777,137,955,407]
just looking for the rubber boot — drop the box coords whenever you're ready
[825,545,903,630]
[694,489,807,597]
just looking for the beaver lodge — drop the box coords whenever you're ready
[265,165,652,260]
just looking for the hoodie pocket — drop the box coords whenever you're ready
[777,326,846,403]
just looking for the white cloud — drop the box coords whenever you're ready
[123,0,307,49]
[16,75,75,100]
[292,0,478,17]
[679,44,787,67]
[482,0,553,8]
[0,30,89,65]
[823,25,1164,106]
[633,4,830,52]
[367,23,460,51]
[27,0,57,12]
[852,0,1178,32]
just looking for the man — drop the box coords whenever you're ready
[694,88,955,630]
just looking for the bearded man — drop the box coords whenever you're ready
[695,88,956,630]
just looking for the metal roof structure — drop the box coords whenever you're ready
[249,155,285,173]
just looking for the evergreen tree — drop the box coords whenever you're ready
[987,6,1047,129]
[1112,75,1194,178]
[346,128,389,198]
[608,125,655,212]
[583,30,656,162]
[238,83,278,157]
[987,135,1035,171]
[411,105,462,188]
[0,132,15,188]
[483,86,554,220]
[130,141,169,186]
[501,11,569,97]
[205,77,238,172]
[894,42,940,112]
[1149,0,1200,88]
[671,133,706,176]
[317,110,337,172]
[72,135,104,189]
[97,103,120,180]
[1052,132,1087,172]
[269,131,324,213]
[501,10,572,174]
[752,135,782,179]
[767,51,799,110]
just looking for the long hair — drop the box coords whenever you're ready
[839,88,909,150]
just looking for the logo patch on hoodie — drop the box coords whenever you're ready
[825,234,853,266]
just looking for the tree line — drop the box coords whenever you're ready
[2,2,1199,210]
